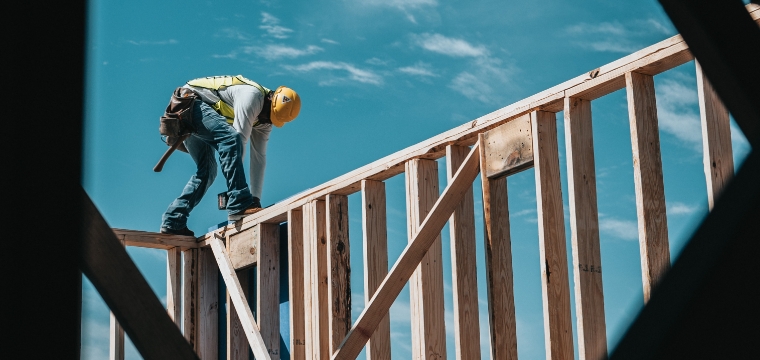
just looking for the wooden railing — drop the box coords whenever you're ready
[107,4,759,360]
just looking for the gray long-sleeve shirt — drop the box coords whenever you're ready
[184,83,272,199]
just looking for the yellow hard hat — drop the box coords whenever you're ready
[270,86,301,127]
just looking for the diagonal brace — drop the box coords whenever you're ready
[209,236,272,360]
[332,142,481,360]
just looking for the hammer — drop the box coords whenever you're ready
[153,134,190,172]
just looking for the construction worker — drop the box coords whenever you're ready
[160,75,301,236]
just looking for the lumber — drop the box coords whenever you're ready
[535,110,575,360]
[209,236,272,360]
[288,209,306,360]
[167,247,182,327]
[332,143,480,360]
[258,223,281,359]
[109,235,126,360]
[182,248,198,351]
[406,158,447,360]
[696,61,734,210]
[227,268,250,360]
[197,248,218,360]
[478,134,518,360]
[447,145,481,360]
[193,4,760,243]
[114,228,198,250]
[481,114,534,178]
[626,72,671,303]
[304,200,329,359]
[327,194,352,355]
[228,226,260,270]
[80,190,199,360]
[361,180,392,360]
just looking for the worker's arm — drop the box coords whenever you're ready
[226,85,264,146]
[248,125,271,199]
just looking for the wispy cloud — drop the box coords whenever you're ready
[564,18,673,54]
[655,78,703,151]
[321,38,340,45]
[566,22,627,35]
[286,61,383,85]
[260,12,293,39]
[667,201,700,215]
[244,44,323,61]
[128,39,177,45]
[216,28,250,40]
[366,58,388,66]
[599,217,638,240]
[413,33,488,57]
[360,0,438,23]
[398,62,437,77]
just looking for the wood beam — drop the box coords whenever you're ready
[327,195,352,356]
[197,248,218,360]
[332,143,480,360]
[447,145,481,360]
[167,247,182,327]
[114,228,198,250]
[696,61,734,210]
[361,180,392,360]
[227,268,250,360]
[182,248,199,351]
[406,158,447,360]
[304,200,329,360]
[535,110,576,360]
[626,71,671,303]
[258,223,281,359]
[228,226,260,270]
[81,190,199,360]
[478,134,518,360]
[288,209,306,360]
[209,236,272,360]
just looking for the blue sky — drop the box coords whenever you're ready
[81,0,753,359]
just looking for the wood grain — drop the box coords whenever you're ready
[197,248,219,360]
[258,223,281,359]
[227,268,250,360]
[332,143,480,360]
[305,200,329,360]
[482,114,534,178]
[288,209,306,360]
[229,226,260,270]
[209,237,272,360]
[406,159,447,360]
[167,247,182,327]
[536,109,574,360]
[182,248,198,351]
[696,61,734,210]
[361,180,392,360]
[478,133,518,360]
[327,194,352,355]
[447,145,481,360]
[114,228,198,249]
[626,71,671,304]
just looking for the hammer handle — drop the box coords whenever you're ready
[153,134,190,172]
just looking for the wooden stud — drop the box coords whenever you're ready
[288,209,306,360]
[167,247,182,327]
[197,248,219,360]
[258,223,281,359]
[563,100,607,359]
[209,237,272,360]
[304,200,329,360]
[405,159,447,360]
[478,134,518,360]
[696,61,734,210]
[361,180,392,360]
[227,268,249,360]
[446,145,481,360]
[626,71,671,304]
[327,194,351,355]
[109,236,126,360]
[332,143,481,360]
[183,248,198,351]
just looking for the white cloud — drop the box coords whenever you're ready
[450,72,493,102]
[655,78,703,151]
[646,18,674,35]
[127,39,177,45]
[360,0,438,23]
[245,44,324,61]
[366,58,388,66]
[398,62,437,77]
[587,40,640,53]
[321,38,340,45]
[260,12,294,39]
[599,217,639,240]
[565,19,673,54]
[287,61,383,85]
[668,201,699,215]
[414,33,488,57]
[566,22,627,35]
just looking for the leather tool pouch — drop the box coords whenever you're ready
[159,87,198,139]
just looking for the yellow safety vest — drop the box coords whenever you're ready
[186,75,270,124]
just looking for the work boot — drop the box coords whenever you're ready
[228,197,264,221]
[160,226,195,237]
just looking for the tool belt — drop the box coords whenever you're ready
[159,87,198,141]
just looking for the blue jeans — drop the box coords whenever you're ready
[161,100,253,230]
